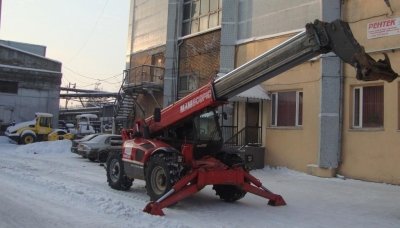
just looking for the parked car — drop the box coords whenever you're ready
[77,134,122,162]
[71,133,100,154]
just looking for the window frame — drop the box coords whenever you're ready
[179,73,199,92]
[352,85,384,129]
[352,86,363,128]
[270,90,303,127]
[181,0,222,37]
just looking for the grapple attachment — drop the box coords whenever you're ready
[354,52,398,82]
[311,20,398,82]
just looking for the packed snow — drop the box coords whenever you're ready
[0,136,399,228]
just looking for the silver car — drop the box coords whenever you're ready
[71,134,100,154]
[77,134,122,162]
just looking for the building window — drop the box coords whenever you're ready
[0,80,18,94]
[179,74,199,92]
[182,0,222,36]
[271,91,303,127]
[352,85,383,128]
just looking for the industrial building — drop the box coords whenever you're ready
[124,0,400,184]
[0,40,62,132]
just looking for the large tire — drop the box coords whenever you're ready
[20,133,36,145]
[106,152,133,191]
[213,151,247,202]
[213,185,247,202]
[145,154,180,201]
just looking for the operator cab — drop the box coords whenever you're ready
[158,108,223,159]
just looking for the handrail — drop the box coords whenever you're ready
[223,126,262,148]
[124,65,165,88]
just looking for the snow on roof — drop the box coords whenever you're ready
[229,85,270,101]
[35,112,53,117]
[0,64,61,75]
[76,114,98,119]
[0,43,61,64]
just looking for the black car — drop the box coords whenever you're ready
[77,134,122,162]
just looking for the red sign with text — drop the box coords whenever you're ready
[367,18,400,39]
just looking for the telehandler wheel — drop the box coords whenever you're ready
[145,154,179,201]
[106,152,133,191]
[213,185,247,202]
[20,133,36,145]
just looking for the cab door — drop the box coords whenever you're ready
[36,117,53,135]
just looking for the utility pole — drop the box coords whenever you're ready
[65,82,76,108]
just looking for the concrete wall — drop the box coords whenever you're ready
[237,0,320,40]
[0,44,61,128]
[129,0,168,53]
[0,44,61,71]
[0,40,46,57]
[339,0,400,184]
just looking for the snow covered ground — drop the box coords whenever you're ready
[0,136,399,228]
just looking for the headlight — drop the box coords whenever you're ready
[78,144,91,151]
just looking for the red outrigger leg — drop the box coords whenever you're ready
[143,157,286,216]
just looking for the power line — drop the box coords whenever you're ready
[67,0,110,63]
[63,65,123,83]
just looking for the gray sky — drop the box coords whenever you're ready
[0,0,130,92]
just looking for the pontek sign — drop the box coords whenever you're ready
[367,18,400,39]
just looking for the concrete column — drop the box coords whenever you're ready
[163,0,180,107]
[126,0,135,69]
[318,55,342,168]
[311,0,342,175]
[219,0,239,74]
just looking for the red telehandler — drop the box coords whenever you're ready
[105,20,398,216]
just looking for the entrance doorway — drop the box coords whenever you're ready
[245,102,260,145]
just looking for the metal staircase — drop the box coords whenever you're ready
[113,65,165,129]
[112,70,135,129]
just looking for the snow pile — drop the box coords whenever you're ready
[0,136,12,144]
[15,140,72,154]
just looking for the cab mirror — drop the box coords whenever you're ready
[154,108,161,122]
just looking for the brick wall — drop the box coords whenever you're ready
[179,30,221,97]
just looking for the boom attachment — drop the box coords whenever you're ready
[213,19,398,100]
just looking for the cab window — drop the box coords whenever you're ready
[39,117,51,127]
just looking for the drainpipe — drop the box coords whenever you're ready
[164,0,180,107]
[309,0,342,177]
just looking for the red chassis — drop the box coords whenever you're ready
[143,144,286,216]
[120,83,286,216]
